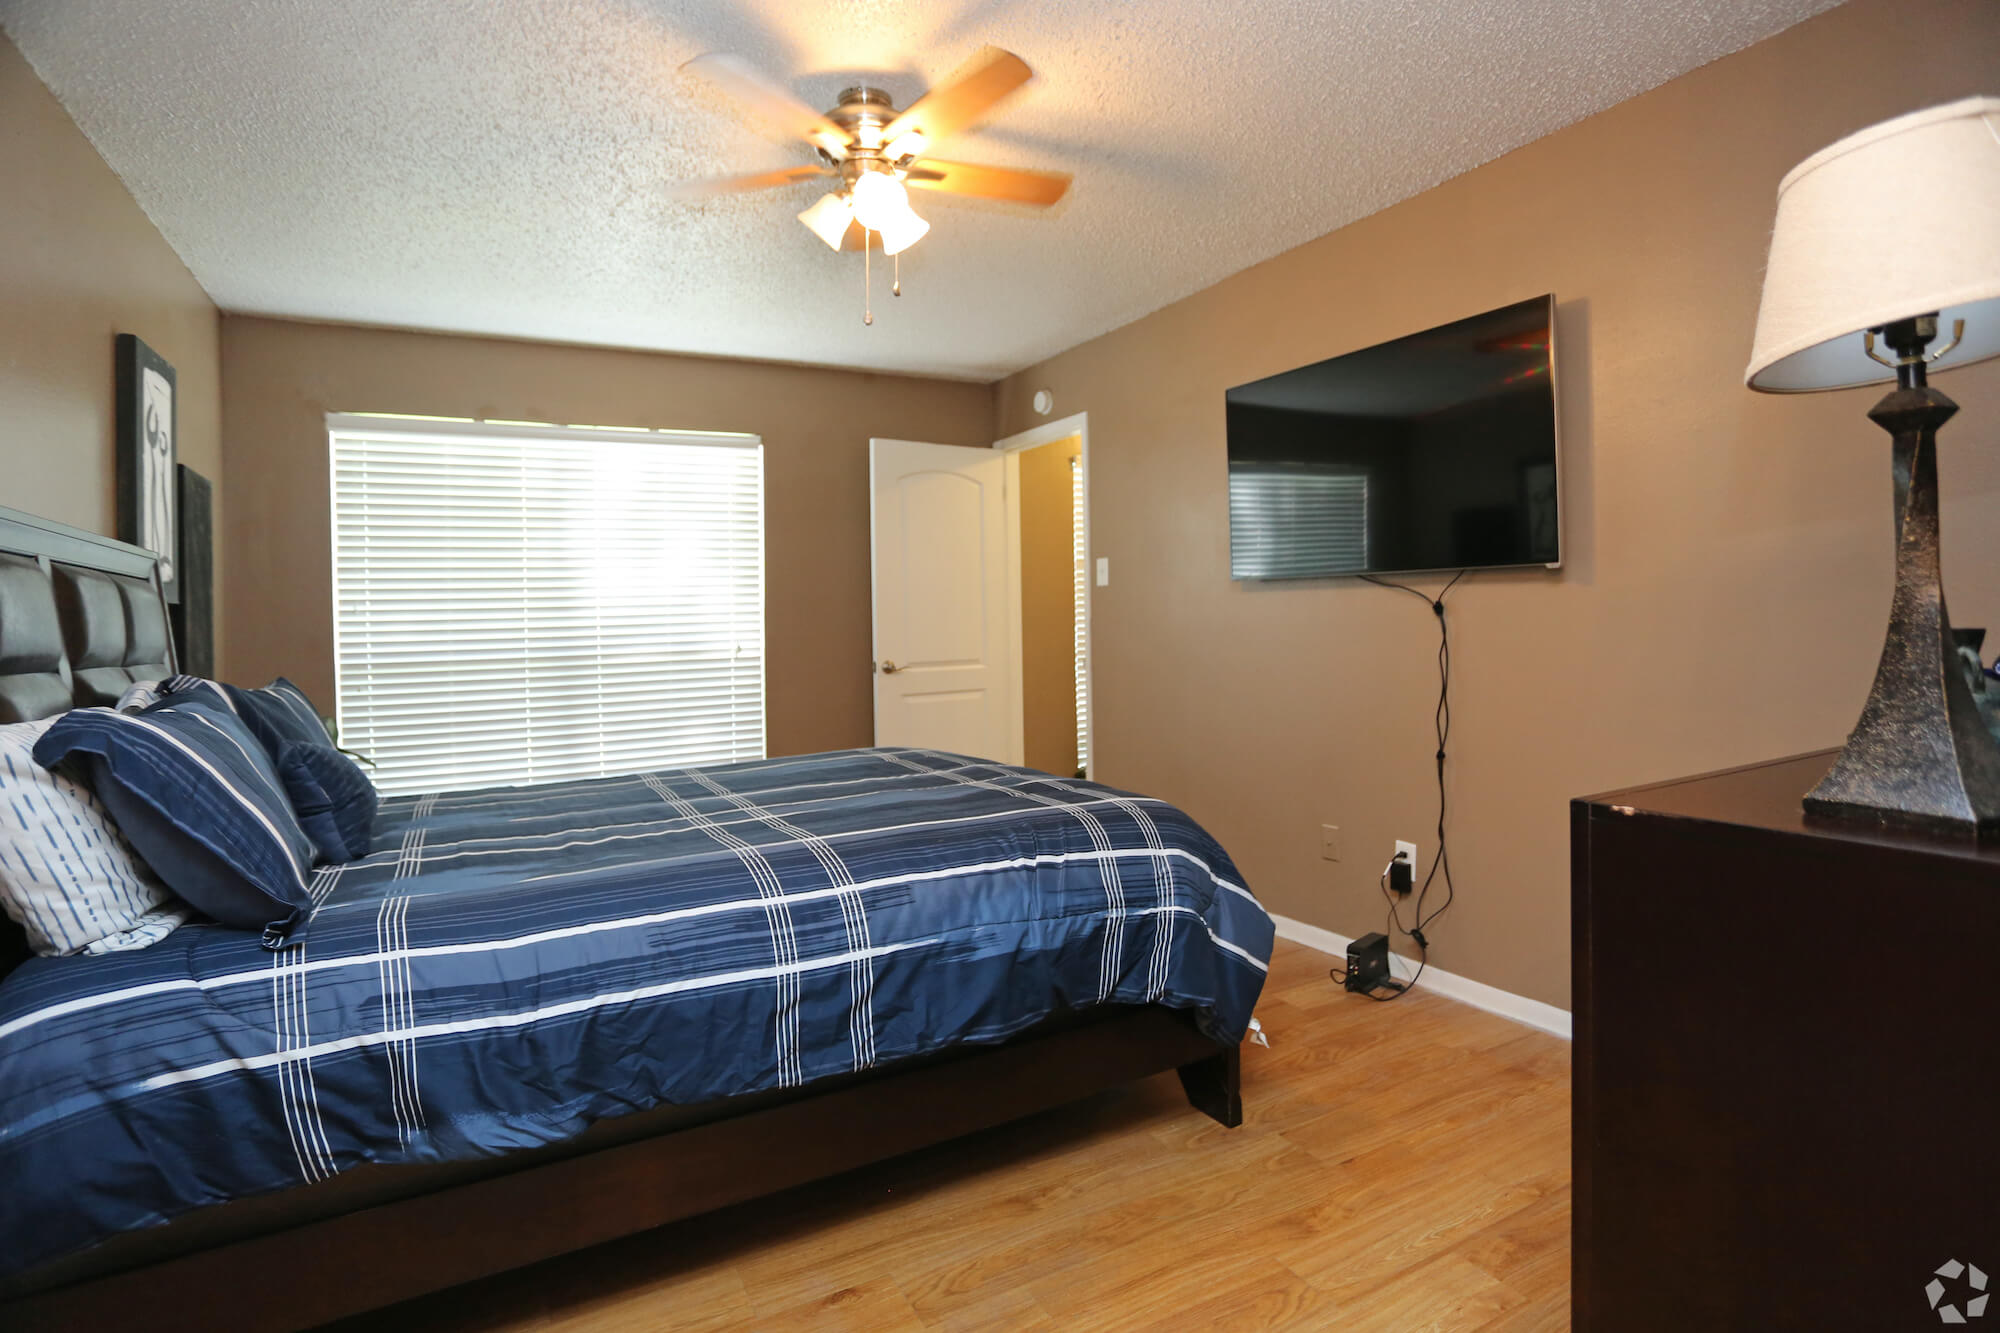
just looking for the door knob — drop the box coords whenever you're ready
[877,660,901,674]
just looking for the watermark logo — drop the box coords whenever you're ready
[1927,1260,1989,1324]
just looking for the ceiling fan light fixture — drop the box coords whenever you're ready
[797,192,854,250]
[685,46,1068,313]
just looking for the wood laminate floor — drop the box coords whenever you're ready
[333,940,1570,1332]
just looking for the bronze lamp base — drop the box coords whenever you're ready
[1805,343,2000,835]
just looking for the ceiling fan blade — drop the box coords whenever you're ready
[905,159,1071,206]
[681,53,849,157]
[668,164,834,198]
[881,47,1033,154]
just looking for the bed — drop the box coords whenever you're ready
[0,504,1273,1330]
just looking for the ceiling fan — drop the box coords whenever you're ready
[674,46,1072,260]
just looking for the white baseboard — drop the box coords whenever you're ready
[1267,914,1572,1041]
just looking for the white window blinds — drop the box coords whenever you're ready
[328,416,764,796]
[1227,466,1369,578]
[1071,454,1089,776]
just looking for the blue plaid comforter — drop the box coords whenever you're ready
[0,748,1272,1278]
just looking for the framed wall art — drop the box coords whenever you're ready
[115,333,179,602]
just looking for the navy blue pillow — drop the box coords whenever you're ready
[34,694,318,946]
[216,678,333,767]
[277,742,377,864]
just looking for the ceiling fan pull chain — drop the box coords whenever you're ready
[864,230,873,326]
[893,251,902,299]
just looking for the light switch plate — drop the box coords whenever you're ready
[1095,556,1109,586]
[1320,824,1341,861]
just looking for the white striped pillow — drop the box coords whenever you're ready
[115,679,168,713]
[0,718,193,956]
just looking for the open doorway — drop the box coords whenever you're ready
[998,413,1090,779]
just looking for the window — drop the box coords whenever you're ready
[1071,454,1089,776]
[1227,464,1368,578]
[328,416,763,795]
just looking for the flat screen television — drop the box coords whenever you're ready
[1226,295,1560,579]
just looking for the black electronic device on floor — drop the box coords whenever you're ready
[1343,932,1397,995]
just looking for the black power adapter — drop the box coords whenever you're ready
[1388,853,1414,896]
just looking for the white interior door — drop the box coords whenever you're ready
[870,438,1021,763]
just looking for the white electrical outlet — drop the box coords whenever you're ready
[1320,824,1341,861]
[1395,839,1419,868]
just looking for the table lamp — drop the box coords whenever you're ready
[1746,96,2000,834]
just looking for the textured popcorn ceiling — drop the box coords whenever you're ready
[3,0,1842,381]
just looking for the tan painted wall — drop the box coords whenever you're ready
[220,316,994,758]
[0,32,223,649]
[1019,433,1083,776]
[995,0,2000,1009]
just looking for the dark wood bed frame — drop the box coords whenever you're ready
[0,504,1244,1332]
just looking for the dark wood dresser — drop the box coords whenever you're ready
[1573,752,2000,1331]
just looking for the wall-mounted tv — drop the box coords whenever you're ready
[1226,295,1560,580]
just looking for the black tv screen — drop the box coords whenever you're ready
[1226,295,1560,579]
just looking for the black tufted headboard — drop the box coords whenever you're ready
[0,505,175,724]
[0,504,176,973]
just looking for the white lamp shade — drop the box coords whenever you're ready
[850,171,909,231]
[1746,96,2000,392]
[797,192,854,251]
[874,206,930,256]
